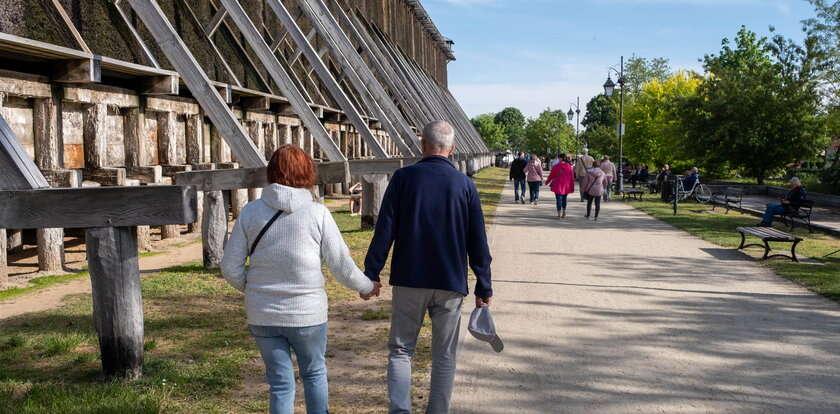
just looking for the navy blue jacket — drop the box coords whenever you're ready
[363,156,493,298]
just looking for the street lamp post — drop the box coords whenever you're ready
[603,56,626,194]
[567,96,581,152]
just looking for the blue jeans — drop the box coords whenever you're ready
[528,181,541,202]
[555,194,568,211]
[250,324,329,414]
[762,203,786,225]
[513,179,527,201]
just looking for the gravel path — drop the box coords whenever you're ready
[451,182,840,413]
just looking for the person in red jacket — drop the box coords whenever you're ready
[545,153,575,218]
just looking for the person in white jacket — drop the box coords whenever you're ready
[222,144,379,414]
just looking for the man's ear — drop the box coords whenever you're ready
[448,144,457,156]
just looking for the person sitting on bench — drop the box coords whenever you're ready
[682,167,700,191]
[758,177,807,227]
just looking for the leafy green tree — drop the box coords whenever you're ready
[581,94,617,129]
[523,109,576,156]
[624,56,672,97]
[677,27,828,184]
[471,113,507,151]
[581,124,619,159]
[494,107,527,150]
[624,71,701,167]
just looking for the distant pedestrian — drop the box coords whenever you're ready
[549,153,561,169]
[582,160,608,221]
[545,153,575,218]
[363,120,493,414]
[600,156,617,201]
[574,148,595,202]
[509,152,527,204]
[221,145,379,414]
[524,153,544,205]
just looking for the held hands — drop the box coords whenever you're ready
[475,296,492,308]
[360,282,382,301]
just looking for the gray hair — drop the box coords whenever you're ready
[790,177,801,186]
[422,120,455,150]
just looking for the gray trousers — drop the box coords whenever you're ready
[388,286,464,414]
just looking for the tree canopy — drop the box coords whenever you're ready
[581,94,617,130]
[494,107,527,150]
[524,109,576,156]
[471,113,507,151]
[624,56,672,97]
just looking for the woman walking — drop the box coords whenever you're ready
[545,153,575,218]
[582,159,608,221]
[221,144,379,414]
[523,153,544,205]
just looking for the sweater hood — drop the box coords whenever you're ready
[260,183,314,213]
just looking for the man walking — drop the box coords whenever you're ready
[574,148,595,201]
[509,152,527,204]
[364,120,493,414]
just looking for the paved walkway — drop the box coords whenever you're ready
[451,183,840,413]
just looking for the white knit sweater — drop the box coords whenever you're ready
[221,184,374,327]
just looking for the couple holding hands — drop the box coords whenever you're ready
[222,121,494,414]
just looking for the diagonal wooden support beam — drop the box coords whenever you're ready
[252,0,388,158]
[296,0,420,155]
[0,113,49,190]
[215,0,345,161]
[112,0,161,68]
[126,0,266,168]
[205,8,228,36]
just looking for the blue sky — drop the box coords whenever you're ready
[423,0,818,119]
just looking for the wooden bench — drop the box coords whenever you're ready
[736,226,804,262]
[711,187,743,214]
[621,189,645,201]
[774,200,814,233]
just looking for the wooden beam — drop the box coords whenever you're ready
[141,75,179,95]
[64,85,139,107]
[112,0,161,68]
[126,0,266,168]
[216,0,345,161]
[205,8,228,37]
[49,0,91,53]
[262,0,389,159]
[53,58,101,83]
[241,96,271,111]
[349,159,403,176]
[0,112,48,190]
[0,186,197,228]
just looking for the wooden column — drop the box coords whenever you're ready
[86,226,144,379]
[124,107,146,167]
[361,174,388,230]
[230,188,248,218]
[185,114,202,165]
[210,125,232,163]
[202,190,227,269]
[157,111,177,166]
[264,122,278,159]
[247,120,264,201]
[0,228,6,283]
[33,97,64,272]
[283,124,293,145]
[83,103,108,169]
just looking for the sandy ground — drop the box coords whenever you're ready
[450,182,840,413]
[0,230,202,319]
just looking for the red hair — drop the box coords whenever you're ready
[266,145,318,188]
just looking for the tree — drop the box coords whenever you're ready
[581,124,619,160]
[677,27,828,183]
[581,94,617,129]
[494,107,527,150]
[523,109,576,156]
[624,71,701,167]
[624,56,672,97]
[471,114,507,151]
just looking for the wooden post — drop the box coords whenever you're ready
[361,174,388,229]
[86,226,144,379]
[123,107,146,168]
[185,114,202,165]
[33,97,65,272]
[248,120,264,201]
[83,103,108,169]
[264,122,278,159]
[157,111,177,166]
[231,188,248,218]
[202,190,227,269]
[0,228,6,283]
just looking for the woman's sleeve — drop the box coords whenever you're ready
[320,208,375,294]
[221,217,249,292]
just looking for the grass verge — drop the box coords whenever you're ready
[472,167,508,226]
[630,194,840,301]
[0,168,507,413]
[0,271,89,301]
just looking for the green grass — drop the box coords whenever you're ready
[0,170,509,413]
[472,167,508,225]
[631,194,840,301]
[0,272,89,301]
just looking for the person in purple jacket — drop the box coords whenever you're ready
[363,120,493,414]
